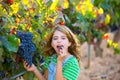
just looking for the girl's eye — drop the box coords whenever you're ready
[52,36,66,40]
[53,37,58,40]
[62,37,66,40]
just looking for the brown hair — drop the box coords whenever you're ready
[40,25,81,66]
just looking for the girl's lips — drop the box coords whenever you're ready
[57,45,63,52]
[57,45,63,49]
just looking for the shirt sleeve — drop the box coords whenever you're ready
[63,58,80,80]
[42,56,50,69]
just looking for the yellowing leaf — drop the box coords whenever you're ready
[10,3,19,14]
[15,17,20,24]
[98,8,104,14]
[50,0,59,10]
[76,4,81,11]
[107,39,113,47]
[76,0,94,16]
[85,0,93,12]
[81,9,85,16]
[34,34,38,38]
[22,24,27,31]
[81,6,85,16]
[44,32,48,38]
[113,43,118,49]
[0,4,2,7]
[102,33,109,40]
[63,0,69,9]
[29,27,33,32]
[105,14,111,24]
[87,3,93,12]
[93,8,98,18]
[22,0,29,5]
[18,38,20,45]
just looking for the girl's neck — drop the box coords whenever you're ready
[57,52,71,57]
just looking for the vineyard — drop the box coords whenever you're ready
[0,0,120,80]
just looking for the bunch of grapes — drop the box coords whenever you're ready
[16,31,36,66]
[0,71,5,79]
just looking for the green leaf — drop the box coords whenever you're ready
[78,34,86,42]
[80,22,89,32]
[69,0,80,6]
[7,34,19,45]
[0,42,3,57]
[0,2,10,14]
[7,16,14,25]
[114,48,120,54]
[23,72,34,80]
[0,35,19,52]
[77,13,84,22]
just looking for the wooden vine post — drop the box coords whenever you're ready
[87,25,92,68]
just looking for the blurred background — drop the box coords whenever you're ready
[0,0,120,80]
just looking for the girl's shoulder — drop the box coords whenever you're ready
[62,55,80,80]
[63,55,79,68]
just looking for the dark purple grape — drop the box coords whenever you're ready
[109,24,118,32]
[57,45,63,49]
[16,31,36,66]
[34,15,39,19]
[0,71,5,78]
[37,29,42,34]
[4,58,12,63]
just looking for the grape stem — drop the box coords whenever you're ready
[8,71,26,80]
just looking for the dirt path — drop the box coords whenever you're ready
[77,33,120,80]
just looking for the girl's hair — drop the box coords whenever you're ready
[40,25,81,66]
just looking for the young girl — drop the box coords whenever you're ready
[24,25,81,80]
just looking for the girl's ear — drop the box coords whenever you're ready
[51,42,53,47]
[68,42,72,47]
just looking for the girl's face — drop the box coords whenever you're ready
[51,30,71,55]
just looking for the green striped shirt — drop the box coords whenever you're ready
[43,54,80,80]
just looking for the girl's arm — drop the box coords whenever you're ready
[23,61,47,80]
[56,60,66,80]
[32,66,47,80]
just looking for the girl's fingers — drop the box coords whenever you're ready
[23,60,30,68]
[60,48,66,56]
[60,48,63,55]
[24,60,27,66]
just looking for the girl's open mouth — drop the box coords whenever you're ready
[57,45,63,52]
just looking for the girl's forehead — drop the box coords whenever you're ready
[53,30,66,36]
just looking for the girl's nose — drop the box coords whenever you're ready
[57,39,62,43]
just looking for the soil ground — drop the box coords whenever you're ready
[77,33,120,80]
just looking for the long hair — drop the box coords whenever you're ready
[40,25,81,66]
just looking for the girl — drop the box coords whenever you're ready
[24,25,81,80]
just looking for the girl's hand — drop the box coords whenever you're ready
[23,60,46,80]
[57,47,67,62]
[23,60,37,72]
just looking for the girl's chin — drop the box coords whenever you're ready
[56,52,61,55]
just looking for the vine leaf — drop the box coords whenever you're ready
[0,35,19,52]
